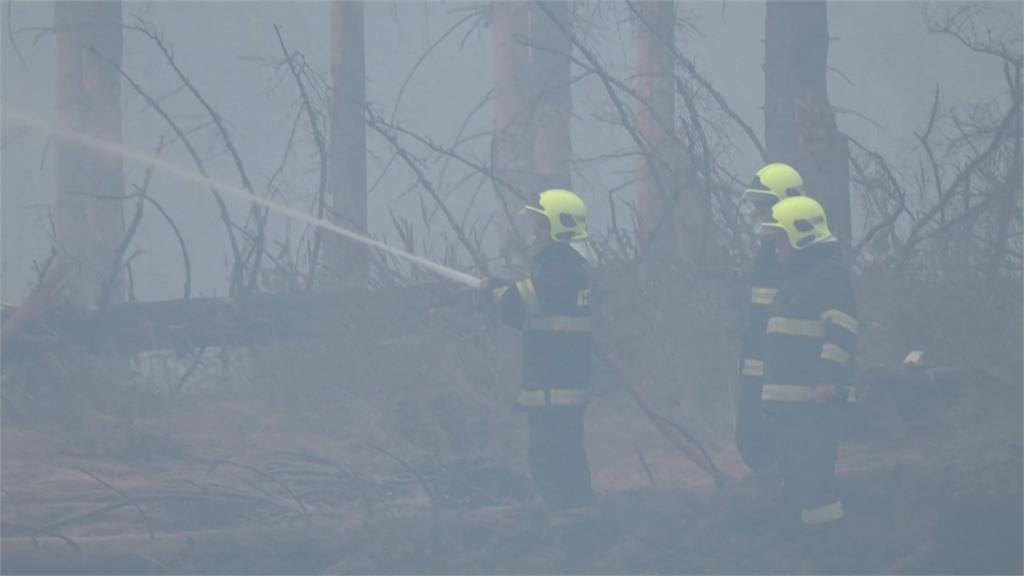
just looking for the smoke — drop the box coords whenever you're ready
[5,109,483,290]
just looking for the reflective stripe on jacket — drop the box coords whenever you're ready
[762,241,858,403]
[492,243,591,407]
[739,242,782,382]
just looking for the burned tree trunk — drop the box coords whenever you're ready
[54,1,125,307]
[634,0,676,256]
[492,1,574,269]
[531,1,573,194]
[328,0,368,289]
[634,0,702,268]
[764,0,851,242]
[491,0,535,268]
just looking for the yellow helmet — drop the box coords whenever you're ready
[761,196,834,249]
[744,163,805,203]
[523,189,588,242]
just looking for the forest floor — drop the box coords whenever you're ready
[1,272,1021,574]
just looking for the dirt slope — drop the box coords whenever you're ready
[2,272,1020,574]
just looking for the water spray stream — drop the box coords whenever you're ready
[6,112,732,485]
[6,111,483,289]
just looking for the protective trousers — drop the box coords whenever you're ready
[771,404,843,529]
[527,405,594,510]
[736,381,777,471]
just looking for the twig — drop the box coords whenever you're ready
[201,457,308,517]
[64,190,193,300]
[88,46,245,294]
[0,522,81,553]
[273,25,331,291]
[627,0,765,160]
[366,443,436,514]
[39,490,286,533]
[634,446,656,487]
[143,195,193,300]
[0,256,69,345]
[6,0,27,69]
[389,10,482,124]
[651,412,725,484]
[366,108,489,276]
[916,85,945,221]
[535,0,690,256]
[73,467,155,540]
[894,92,1020,267]
[128,20,267,295]
[848,137,910,256]
[174,345,207,394]
[99,137,165,310]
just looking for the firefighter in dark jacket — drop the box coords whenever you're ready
[759,196,857,560]
[481,189,595,511]
[737,163,807,471]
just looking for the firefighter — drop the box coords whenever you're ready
[737,163,806,471]
[759,196,857,565]
[480,189,595,511]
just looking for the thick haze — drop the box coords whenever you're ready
[1,1,1016,302]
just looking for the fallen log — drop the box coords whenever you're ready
[1,283,473,363]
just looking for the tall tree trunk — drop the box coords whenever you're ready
[329,0,368,289]
[764,0,851,242]
[531,1,573,193]
[491,0,535,269]
[54,1,124,307]
[635,0,701,267]
[492,1,574,269]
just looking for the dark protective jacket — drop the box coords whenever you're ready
[492,243,591,407]
[735,240,784,470]
[762,241,858,404]
[739,240,783,385]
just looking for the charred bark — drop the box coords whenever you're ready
[633,0,703,268]
[328,0,368,289]
[764,0,851,242]
[531,1,573,193]
[54,1,125,306]
[491,0,535,269]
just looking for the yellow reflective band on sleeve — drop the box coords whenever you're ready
[492,286,509,304]
[821,309,858,335]
[517,388,588,407]
[742,359,764,377]
[526,316,591,333]
[766,317,824,338]
[801,500,844,525]
[762,384,856,403]
[516,279,541,316]
[751,287,778,306]
[762,384,816,402]
[821,343,851,365]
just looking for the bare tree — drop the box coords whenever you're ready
[54,1,125,307]
[764,0,851,242]
[491,0,535,268]
[849,5,1022,290]
[633,1,703,268]
[328,0,368,289]
[531,1,573,194]
[633,0,676,255]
